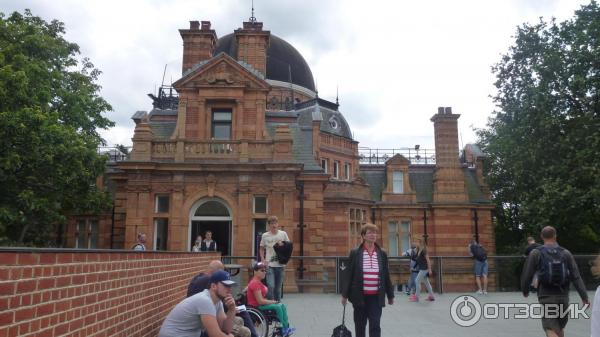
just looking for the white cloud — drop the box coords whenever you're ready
[1,0,590,148]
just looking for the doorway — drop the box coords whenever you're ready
[191,221,231,256]
[189,198,233,255]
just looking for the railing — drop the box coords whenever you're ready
[359,147,436,165]
[222,255,600,294]
[97,146,130,162]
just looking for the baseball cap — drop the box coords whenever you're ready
[210,270,236,286]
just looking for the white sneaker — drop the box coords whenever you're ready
[483,290,488,295]
[476,290,483,295]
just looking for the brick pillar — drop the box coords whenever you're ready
[430,107,467,203]
[234,21,270,75]
[180,20,217,74]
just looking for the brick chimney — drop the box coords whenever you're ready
[179,20,217,74]
[234,21,270,75]
[430,107,467,202]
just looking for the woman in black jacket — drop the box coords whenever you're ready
[341,223,394,337]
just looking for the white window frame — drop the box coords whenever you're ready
[155,195,170,213]
[388,221,411,257]
[392,171,404,194]
[75,219,98,249]
[333,161,340,179]
[344,163,351,181]
[321,158,328,173]
[253,195,268,214]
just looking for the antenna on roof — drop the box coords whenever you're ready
[161,64,167,87]
[249,0,257,22]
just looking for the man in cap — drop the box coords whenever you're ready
[159,270,250,337]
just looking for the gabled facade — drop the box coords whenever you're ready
[67,19,494,270]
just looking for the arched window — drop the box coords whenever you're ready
[194,200,230,217]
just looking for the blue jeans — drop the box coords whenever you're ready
[474,259,488,277]
[408,271,418,294]
[352,294,382,337]
[415,270,434,299]
[266,266,284,301]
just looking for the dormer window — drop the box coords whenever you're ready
[212,109,232,140]
[393,171,404,193]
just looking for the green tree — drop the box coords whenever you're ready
[0,10,114,246]
[478,1,600,253]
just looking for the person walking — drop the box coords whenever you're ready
[132,232,146,251]
[468,239,488,295]
[409,239,435,302]
[521,226,589,337]
[259,216,290,301]
[402,242,418,295]
[341,223,394,337]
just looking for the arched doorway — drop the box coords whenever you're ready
[189,198,232,255]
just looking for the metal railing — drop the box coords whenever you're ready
[222,255,600,294]
[97,146,130,162]
[358,147,436,165]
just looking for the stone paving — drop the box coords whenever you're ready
[279,291,595,337]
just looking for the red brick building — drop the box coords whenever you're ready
[66,19,494,263]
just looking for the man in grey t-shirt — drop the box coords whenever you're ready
[159,270,245,337]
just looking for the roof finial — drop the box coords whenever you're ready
[315,78,319,99]
[336,85,339,105]
[249,0,257,22]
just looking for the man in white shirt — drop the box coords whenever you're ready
[159,270,248,337]
[259,215,290,301]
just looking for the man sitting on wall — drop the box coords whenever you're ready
[159,270,250,337]
[187,260,258,337]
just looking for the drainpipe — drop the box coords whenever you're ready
[472,208,479,243]
[297,181,305,279]
[110,205,115,249]
[423,207,429,245]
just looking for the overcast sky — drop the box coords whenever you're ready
[2,0,591,149]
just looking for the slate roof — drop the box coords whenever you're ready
[296,99,353,140]
[359,165,489,204]
[266,122,321,171]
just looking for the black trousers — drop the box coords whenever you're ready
[352,295,382,337]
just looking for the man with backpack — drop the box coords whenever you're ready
[468,239,488,295]
[521,226,589,337]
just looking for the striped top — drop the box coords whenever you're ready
[362,247,379,295]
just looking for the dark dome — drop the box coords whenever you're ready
[214,33,316,92]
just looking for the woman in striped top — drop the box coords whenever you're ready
[341,223,394,337]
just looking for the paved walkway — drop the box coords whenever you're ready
[281,291,595,337]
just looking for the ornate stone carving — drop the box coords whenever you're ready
[206,174,217,197]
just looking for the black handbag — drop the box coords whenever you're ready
[331,304,352,337]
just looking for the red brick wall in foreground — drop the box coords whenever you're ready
[0,249,219,337]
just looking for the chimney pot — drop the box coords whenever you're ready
[445,107,452,114]
[201,21,211,30]
[190,21,200,30]
[437,107,444,114]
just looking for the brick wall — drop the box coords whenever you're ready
[0,249,219,337]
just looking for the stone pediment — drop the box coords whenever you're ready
[173,53,270,91]
[386,153,410,166]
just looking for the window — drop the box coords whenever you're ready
[254,196,267,214]
[388,221,410,257]
[349,208,367,247]
[253,219,267,257]
[321,158,328,173]
[393,171,404,193]
[333,161,340,179]
[212,109,232,140]
[344,163,351,180]
[154,218,168,251]
[155,195,170,213]
[75,219,98,249]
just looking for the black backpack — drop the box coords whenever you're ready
[470,243,487,262]
[331,304,352,337]
[537,246,569,287]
